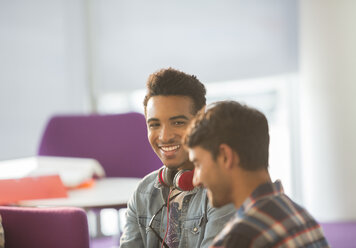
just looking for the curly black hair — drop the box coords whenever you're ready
[143,68,206,114]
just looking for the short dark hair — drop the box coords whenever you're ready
[186,101,270,170]
[143,68,206,114]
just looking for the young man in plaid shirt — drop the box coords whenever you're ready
[185,101,329,248]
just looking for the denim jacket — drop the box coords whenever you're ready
[120,168,236,248]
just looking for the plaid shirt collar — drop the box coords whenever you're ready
[238,180,284,216]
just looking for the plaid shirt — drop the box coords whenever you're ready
[210,180,329,248]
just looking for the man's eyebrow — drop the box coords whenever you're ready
[147,115,189,123]
[147,118,159,123]
[169,115,189,121]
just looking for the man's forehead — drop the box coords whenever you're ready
[188,148,196,162]
[188,146,203,160]
[146,95,195,119]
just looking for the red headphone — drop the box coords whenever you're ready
[158,167,195,191]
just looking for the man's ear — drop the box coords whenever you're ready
[218,144,239,169]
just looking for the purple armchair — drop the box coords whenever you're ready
[0,206,90,248]
[38,112,161,178]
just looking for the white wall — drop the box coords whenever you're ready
[90,0,298,93]
[300,0,356,221]
[0,0,90,160]
[0,0,298,162]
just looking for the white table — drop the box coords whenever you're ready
[18,177,141,209]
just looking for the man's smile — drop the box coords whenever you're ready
[159,144,181,152]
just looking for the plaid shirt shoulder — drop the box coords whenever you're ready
[210,181,330,248]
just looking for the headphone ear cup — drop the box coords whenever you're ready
[158,167,175,187]
[173,169,195,191]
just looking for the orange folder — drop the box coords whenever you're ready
[0,174,68,205]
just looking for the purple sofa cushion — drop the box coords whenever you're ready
[0,215,4,248]
[321,222,356,248]
[0,206,90,248]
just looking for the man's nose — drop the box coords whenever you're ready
[159,125,175,142]
[192,169,202,187]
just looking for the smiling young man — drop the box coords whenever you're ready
[120,68,236,248]
[185,101,329,248]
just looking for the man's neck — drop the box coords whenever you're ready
[177,161,194,171]
[232,169,271,209]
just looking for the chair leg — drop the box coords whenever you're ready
[86,209,105,238]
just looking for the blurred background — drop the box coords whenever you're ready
[0,0,355,225]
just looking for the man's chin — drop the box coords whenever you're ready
[208,191,227,208]
[160,157,183,168]
[212,201,225,208]
[210,198,226,208]
[164,163,181,170]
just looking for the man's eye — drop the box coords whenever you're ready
[149,123,160,128]
[173,121,185,126]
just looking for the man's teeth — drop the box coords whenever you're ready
[161,145,180,152]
